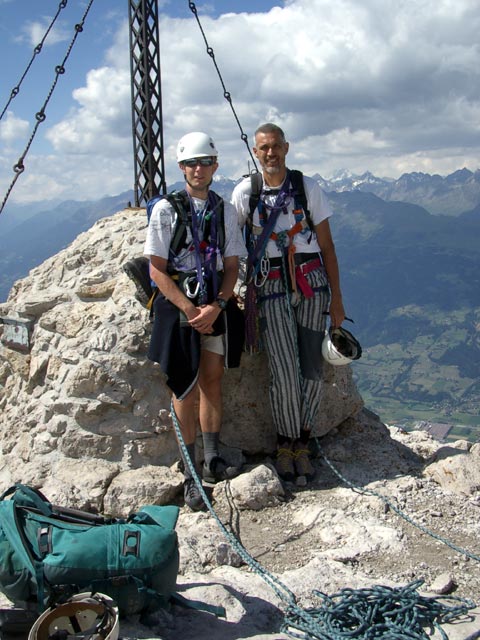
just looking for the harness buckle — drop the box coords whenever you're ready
[255,255,270,288]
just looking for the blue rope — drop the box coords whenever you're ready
[170,400,477,639]
[313,436,480,565]
[272,246,480,565]
[282,580,476,639]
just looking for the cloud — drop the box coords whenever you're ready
[0,111,29,145]
[14,19,71,48]
[46,66,132,155]
[3,0,480,203]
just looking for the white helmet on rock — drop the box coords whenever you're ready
[176,132,218,163]
[28,592,119,640]
[322,326,362,366]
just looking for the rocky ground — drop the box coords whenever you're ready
[212,468,480,603]
[125,415,480,640]
[1,413,480,639]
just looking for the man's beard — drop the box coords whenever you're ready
[263,164,282,176]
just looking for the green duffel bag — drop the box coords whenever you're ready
[0,483,180,616]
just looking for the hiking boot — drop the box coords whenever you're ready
[294,442,316,482]
[183,477,204,511]
[123,257,153,307]
[275,443,296,482]
[203,456,240,483]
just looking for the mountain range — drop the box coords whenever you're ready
[1,168,479,431]
[316,167,480,216]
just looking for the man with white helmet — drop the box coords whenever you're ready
[144,132,246,510]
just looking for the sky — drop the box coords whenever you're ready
[0,0,479,209]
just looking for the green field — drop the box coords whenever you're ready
[358,389,480,442]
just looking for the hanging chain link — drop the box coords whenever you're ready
[0,0,96,216]
[0,1,69,123]
[188,1,258,174]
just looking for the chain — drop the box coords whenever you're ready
[187,1,258,174]
[0,0,96,216]
[0,1,70,123]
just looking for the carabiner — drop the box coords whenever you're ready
[184,276,200,299]
[254,255,270,288]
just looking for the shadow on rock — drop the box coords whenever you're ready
[312,408,426,489]
[137,580,286,640]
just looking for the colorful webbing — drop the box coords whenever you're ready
[188,191,220,305]
[247,172,293,275]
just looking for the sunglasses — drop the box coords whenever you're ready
[182,157,216,167]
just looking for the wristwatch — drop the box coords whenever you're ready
[215,297,228,311]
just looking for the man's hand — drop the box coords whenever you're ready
[188,304,221,334]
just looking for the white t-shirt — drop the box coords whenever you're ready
[144,194,246,271]
[231,172,333,259]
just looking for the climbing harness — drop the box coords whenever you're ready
[0,0,97,216]
[248,169,314,236]
[187,190,221,305]
[246,172,293,281]
[170,400,477,640]
[243,169,318,350]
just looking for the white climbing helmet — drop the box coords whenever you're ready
[176,131,218,163]
[28,592,119,640]
[322,326,362,366]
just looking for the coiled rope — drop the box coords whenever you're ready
[172,5,479,634]
[283,580,475,639]
[0,0,96,216]
[170,400,476,639]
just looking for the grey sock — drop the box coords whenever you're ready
[202,431,220,466]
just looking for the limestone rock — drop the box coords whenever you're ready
[0,207,362,510]
[424,441,480,496]
[1,207,479,639]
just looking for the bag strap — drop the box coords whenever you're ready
[0,497,46,608]
[168,190,191,256]
[170,591,226,617]
[0,483,53,517]
[248,172,263,223]
[289,169,314,232]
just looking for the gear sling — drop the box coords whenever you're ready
[123,190,225,313]
[245,169,317,286]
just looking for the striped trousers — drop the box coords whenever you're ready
[257,265,330,440]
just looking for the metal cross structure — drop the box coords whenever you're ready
[128,0,166,206]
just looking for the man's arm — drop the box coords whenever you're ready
[188,255,239,333]
[315,219,346,329]
[149,255,199,321]
[149,254,240,335]
[217,255,239,302]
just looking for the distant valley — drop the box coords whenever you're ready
[1,169,479,436]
